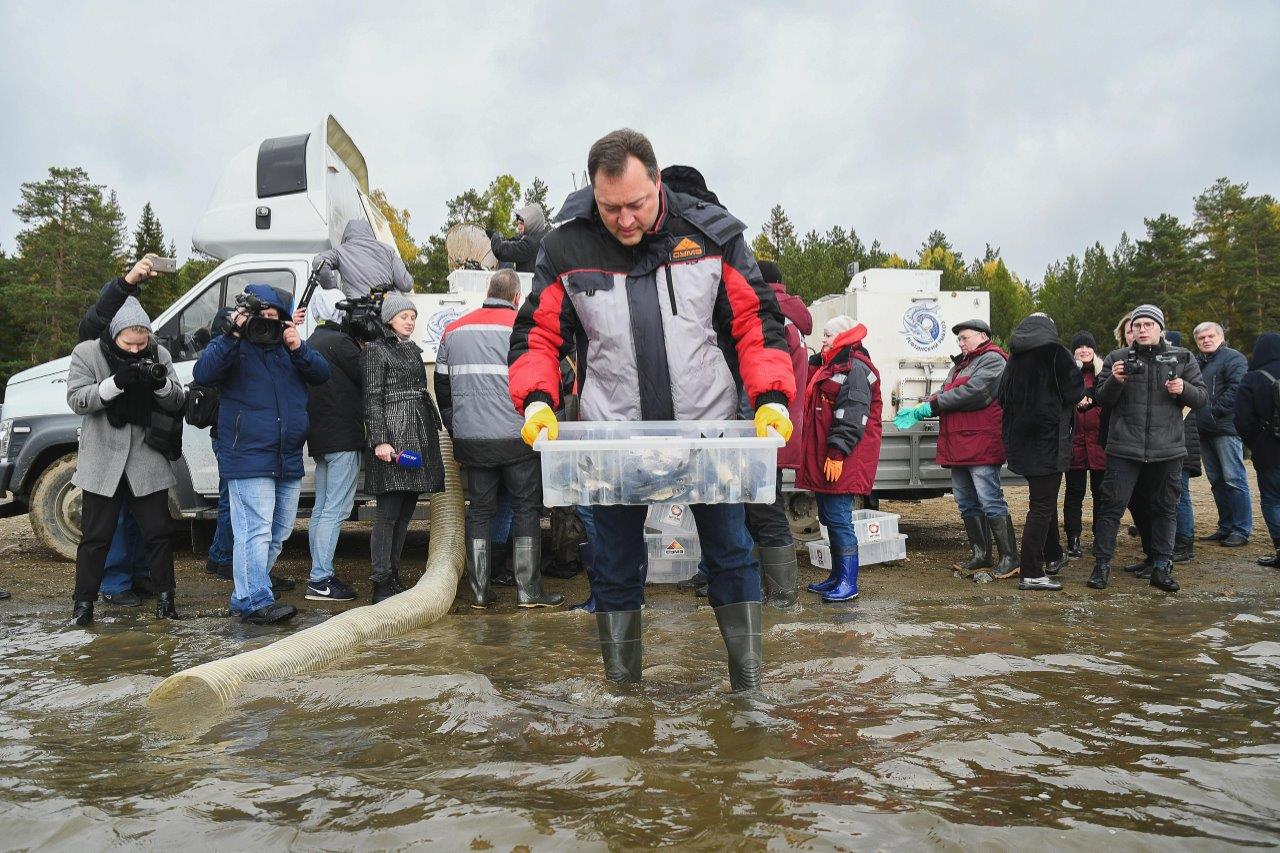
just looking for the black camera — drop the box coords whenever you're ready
[136,360,168,382]
[337,282,394,343]
[1123,355,1146,377]
[234,292,284,345]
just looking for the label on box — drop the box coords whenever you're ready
[866,520,882,541]
[663,505,687,526]
[664,539,687,557]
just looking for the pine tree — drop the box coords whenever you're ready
[523,177,553,219]
[132,201,166,260]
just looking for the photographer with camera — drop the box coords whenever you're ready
[363,293,445,603]
[311,220,414,299]
[193,284,330,624]
[302,288,363,602]
[1088,305,1207,592]
[66,297,187,626]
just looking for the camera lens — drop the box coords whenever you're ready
[147,363,168,381]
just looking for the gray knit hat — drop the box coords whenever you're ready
[1130,304,1165,329]
[109,296,152,338]
[381,292,417,324]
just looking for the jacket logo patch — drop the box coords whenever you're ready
[671,237,704,260]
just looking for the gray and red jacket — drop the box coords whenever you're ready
[434,298,531,467]
[929,341,1008,468]
[795,325,883,495]
[508,185,794,422]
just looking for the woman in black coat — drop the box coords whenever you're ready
[998,314,1086,590]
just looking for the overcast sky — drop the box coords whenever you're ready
[1,1,1276,283]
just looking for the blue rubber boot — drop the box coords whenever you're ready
[571,592,598,613]
[806,554,842,594]
[821,550,860,602]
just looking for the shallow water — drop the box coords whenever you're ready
[3,590,1280,849]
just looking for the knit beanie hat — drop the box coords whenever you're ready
[381,292,418,324]
[1070,331,1097,351]
[1130,304,1165,329]
[757,260,784,285]
[109,296,152,338]
[824,315,857,337]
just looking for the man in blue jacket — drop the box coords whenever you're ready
[1193,322,1253,547]
[194,284,330,624]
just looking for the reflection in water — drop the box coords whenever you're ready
[3,595,1280,847]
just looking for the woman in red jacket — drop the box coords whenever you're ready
[1063,331,1106,558]
[797,316,883,602]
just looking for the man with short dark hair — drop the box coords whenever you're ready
[1193,321,1252,546]
[1088,305,1207,592]
[508,128,795,691]
[437,269,562,610]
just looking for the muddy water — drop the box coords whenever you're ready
[3,591,1280,849]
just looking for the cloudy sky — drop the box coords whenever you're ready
[1,1,1276,283]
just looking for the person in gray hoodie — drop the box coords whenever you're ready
[489,204,547,274]
[66,298,187,626]
[312,219,414,298]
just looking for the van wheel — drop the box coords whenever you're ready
[29,453,81,562]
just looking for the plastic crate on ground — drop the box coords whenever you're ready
[646,556,701,585]
[645,532,701,561]
[807,534,908,570]
[535,420,783,507]
[645,503,696,534]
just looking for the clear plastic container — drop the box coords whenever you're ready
[646,556,702,585]
[645,503,696,534]
[818,510,901,545]
[645,532,701,561]
[807,534,908,569]
[535,421,783,507]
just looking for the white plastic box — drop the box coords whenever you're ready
[646,532,701,561]
[807,535,908,570]
[645,503,696,534]
[535,421,783,507]
[646,556,701,584]
[817,509,901,546]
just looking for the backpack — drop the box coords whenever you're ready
[184,382,220,429]
[1258,370,1280,440]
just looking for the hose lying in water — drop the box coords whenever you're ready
[147,433,466,711]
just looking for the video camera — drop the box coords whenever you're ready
[337,283,394,342]
[233,291,285,346]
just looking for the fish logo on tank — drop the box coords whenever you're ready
[900,301,945,352]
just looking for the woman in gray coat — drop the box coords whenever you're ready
[66,298,186,625]
[363,294,445,602]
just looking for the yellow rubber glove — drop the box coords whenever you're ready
[824,457,843,483]
[521,401,558,447]
[754,402,793,441]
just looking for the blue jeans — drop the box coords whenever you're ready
[577,505,598,586]
[817,493,858,555]
[1201,434,1253,537]
[228,477,301,613]
[208,437,233,566]
[101,506,147,595]
[950,465,1009,519]
[1177,471,1195,541]
[308,451,360,584]
[1255,464,1280,548]
[591,503,758,609]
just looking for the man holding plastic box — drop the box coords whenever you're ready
[508,128,795,692]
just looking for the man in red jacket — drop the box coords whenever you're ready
[508,129,795,691]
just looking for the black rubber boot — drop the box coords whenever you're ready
[371,578,399,604]
[596,610,642,683]
[955,515,993,574]
[515,536,564,608]
[1066,536,1083,558]
[72,600,94,627]
[990,515,1019,578]
[1045,555,1068,576]
[1258,550,1280,568]
[714,601,764,692]
[760,544,799,609]
[154,590,184,620]
[466,539,496,608]
[1150,560,1180,592]
[1086,561,1110,589]
[1171,537,1194,563]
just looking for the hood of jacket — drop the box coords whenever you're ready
[516,203,547,235]
[1009,314,1059,354]
[769,282,813,336]
[1253,332,1280,374]
[246,283,292,316]
[823,324,868,363]
[341,219,377,243]
[309,286,344,325]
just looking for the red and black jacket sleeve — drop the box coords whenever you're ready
[508,249,580,413]
[713,235,796,409]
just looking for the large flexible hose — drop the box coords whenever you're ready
[147,433,466,711]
